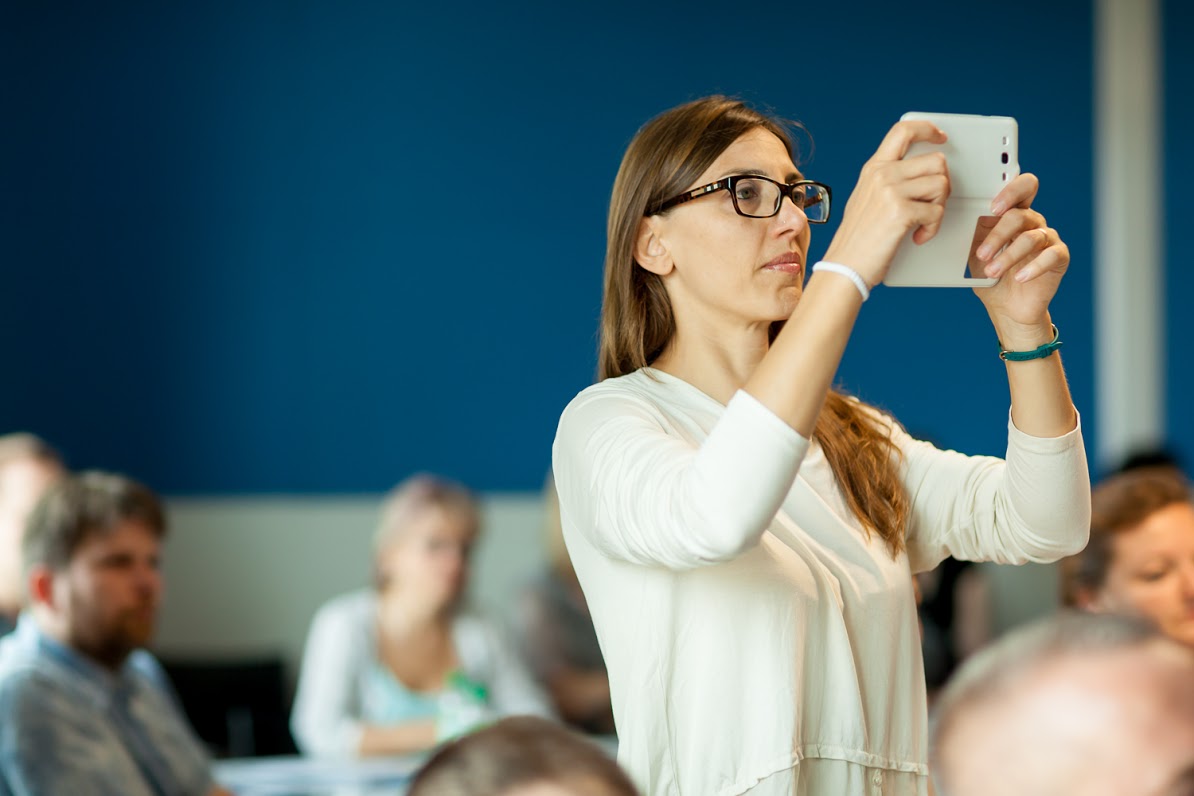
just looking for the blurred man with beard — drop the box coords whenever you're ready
[0,471,230,796]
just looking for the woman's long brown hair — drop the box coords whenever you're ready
[598,96,909,556]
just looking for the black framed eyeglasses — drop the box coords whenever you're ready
[647,175,832,223]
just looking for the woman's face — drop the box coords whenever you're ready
[644,128,813,330]
[1091,502,1194,646]
[378,505,475,611]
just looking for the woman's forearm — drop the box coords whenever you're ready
[991,314,1077,437]
[744,272,863,436]
[357,719,437,757]
[746,122,957,437]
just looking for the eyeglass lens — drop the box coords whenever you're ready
[733,178,829,221]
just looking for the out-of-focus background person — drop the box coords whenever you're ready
[290,474,552,759]
[0,433,64,637]
[0,471,230,796]
[407,716,638,796]
[1060,465,1194,646]
[930,611,1194,796]
[513,474,613,735]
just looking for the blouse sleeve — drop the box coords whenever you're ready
[289,595,370,758]
[552,388,810,571]
[900,409,1091,574]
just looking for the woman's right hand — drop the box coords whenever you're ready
[822,120,951,287]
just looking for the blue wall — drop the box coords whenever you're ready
[1165,0,1193,471]
[1,1,1096,494]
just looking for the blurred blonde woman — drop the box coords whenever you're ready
[291,474,552,758]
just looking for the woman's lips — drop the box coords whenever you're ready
[763,252,803,274]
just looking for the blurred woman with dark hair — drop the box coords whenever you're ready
[1061,465,1194,646]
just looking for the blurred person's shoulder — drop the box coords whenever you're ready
[0,620,50,684]
[451,611,502,642]
[323,588,375,610]
[451,612,519,668]
[314,589,377,624]
[0,638,82,722]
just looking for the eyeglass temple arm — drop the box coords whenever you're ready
[651,180,729,215]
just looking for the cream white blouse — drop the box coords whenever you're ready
[552,368,1089,796]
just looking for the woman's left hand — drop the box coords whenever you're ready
[968,173,1069,329]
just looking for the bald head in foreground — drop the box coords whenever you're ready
[931,612,1194,796]
[408,716,638,796]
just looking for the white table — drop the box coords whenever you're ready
[213,735,616,795]
[213,754,425,796]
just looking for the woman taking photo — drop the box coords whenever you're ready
[552,97,1090,795]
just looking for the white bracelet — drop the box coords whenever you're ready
[812,261,870,302]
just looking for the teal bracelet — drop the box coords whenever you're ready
[998,324,1063,361]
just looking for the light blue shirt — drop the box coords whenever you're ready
[0,614,215,796]
[362,662,441,725]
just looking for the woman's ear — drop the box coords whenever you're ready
[634,218,673,276]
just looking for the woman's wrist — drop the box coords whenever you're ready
[989,314,1054,352]
[811,261,870,302]
[820,244,880,289]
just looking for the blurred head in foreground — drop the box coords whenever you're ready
[931,611,1194,796]
[407,716,639,796]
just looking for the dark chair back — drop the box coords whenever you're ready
[159,656,297,758]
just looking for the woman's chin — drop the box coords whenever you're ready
[1163,619,1194,649]
[773,288,803,319]
[433,586,466,611]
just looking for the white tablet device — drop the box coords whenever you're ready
[883,112,1019,288]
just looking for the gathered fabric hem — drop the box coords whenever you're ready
[714,746,929,796]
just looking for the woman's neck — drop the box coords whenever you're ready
[376,592,452,641]
[651,318,772,405]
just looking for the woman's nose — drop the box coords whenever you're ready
[774,194,810,235]
[444,548,468,574]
